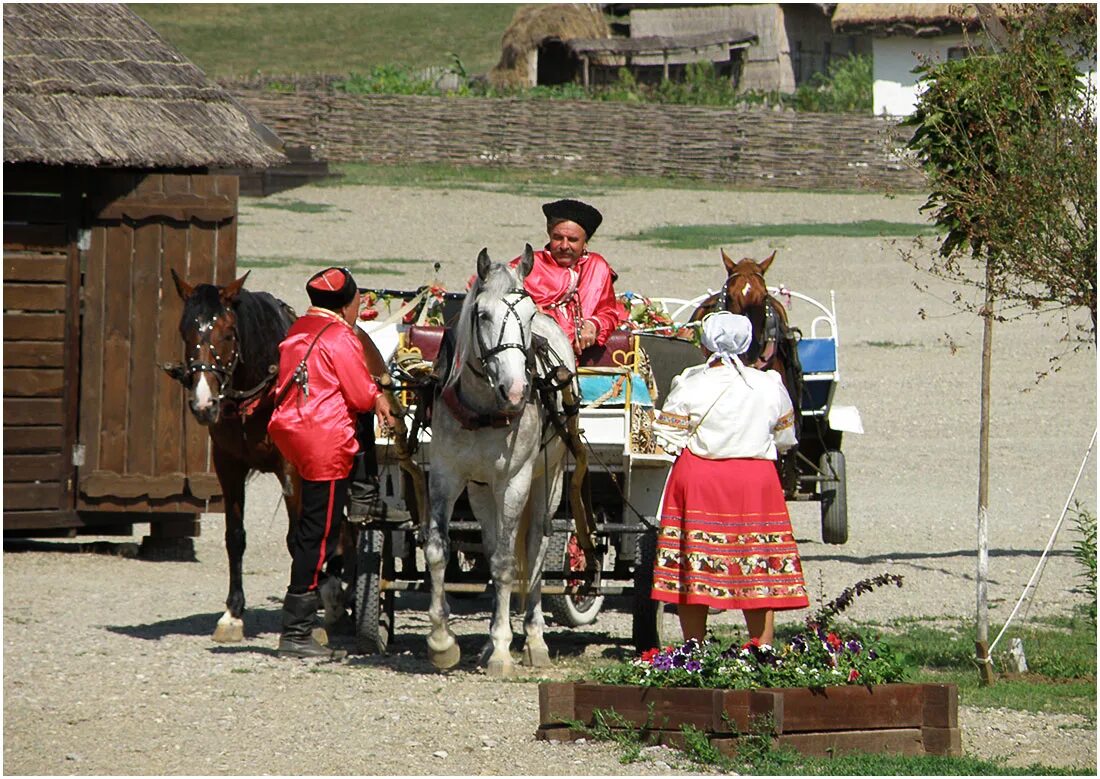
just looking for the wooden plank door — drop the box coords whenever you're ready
[77,171,238,512]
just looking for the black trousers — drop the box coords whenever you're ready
[288,477,348,594]
[350,412,377,484]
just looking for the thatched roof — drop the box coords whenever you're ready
[567,27,756,58]
[832,4,982,36]
[489,3,612,87]
[4,3,284,168]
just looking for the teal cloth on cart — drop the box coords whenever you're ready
[579,374,653,406]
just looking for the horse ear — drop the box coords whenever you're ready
[476,248,491,281]
[170,268,194,301]
[221,271,250,304]
[759,251,776,275]
[720,249,736,275]
[518,243,535,280]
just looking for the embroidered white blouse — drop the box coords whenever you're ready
[653,359,797,461]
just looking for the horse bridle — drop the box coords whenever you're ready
[468,289,537,387]
[718,270,775,365]
[167,312,274,408]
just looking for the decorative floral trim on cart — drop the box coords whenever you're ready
[618,291,699,344]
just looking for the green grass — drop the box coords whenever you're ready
[628,220,939,249]
[238,257,425,275]
[324,161,887,196]
[130,4,520,78]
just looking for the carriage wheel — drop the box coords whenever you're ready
[819,450,848,545]
[354,526,396,653]
[631,528,674,653]
[544,530,604,627]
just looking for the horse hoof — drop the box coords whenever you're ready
[522,645,552,668]
[486,658,515,678]
[212,617,244,643]
[429,642,461,670]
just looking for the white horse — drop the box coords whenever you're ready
[424,245,576,677]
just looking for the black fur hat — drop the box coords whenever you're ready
[306,266,357,310]
[542,198,603,239]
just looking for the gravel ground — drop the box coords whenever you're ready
[4,184,1095,774]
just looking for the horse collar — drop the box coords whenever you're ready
[440,383,513,431]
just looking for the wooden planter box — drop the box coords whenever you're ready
[537,682,960,758]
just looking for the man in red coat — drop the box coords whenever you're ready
[268,266,395,658]
[511,199,626,354]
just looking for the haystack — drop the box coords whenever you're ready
[489,3,612,88]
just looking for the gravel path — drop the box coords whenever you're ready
[4,184,1095,774]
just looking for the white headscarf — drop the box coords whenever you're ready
[701,311,753,370]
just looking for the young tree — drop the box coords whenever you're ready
[902,4,1096,683]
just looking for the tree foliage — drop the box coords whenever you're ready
[903,4,1096,345]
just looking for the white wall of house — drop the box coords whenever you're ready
[871,33,969,117]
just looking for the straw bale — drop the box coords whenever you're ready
[3,3,283,168]
[489,3,611,88]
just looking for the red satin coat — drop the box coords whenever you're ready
[268,308,380,480]
[510,248,626,347]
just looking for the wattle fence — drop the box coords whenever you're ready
[229,87,926,192]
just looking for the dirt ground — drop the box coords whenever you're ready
[3,184,1096,775]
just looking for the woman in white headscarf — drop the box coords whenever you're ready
[651,311,808,645]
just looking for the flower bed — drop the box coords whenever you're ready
[536,681,961,758]
[535,574,960,758]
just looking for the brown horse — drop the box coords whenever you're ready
[164,270,303,642]
[691,249,804,494]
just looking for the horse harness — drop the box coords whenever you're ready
[163,312,279,419]
[716,276,787,371]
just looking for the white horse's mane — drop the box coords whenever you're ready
[445,262,523,391]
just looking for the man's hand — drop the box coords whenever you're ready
[373,391,400,434]
[577,319,598,351]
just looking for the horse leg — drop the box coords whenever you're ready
[425,472,462,670]
[521,464,562,669]
[212,450,247,642]
[482,474,532,678]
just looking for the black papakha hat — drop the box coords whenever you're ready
[542,198,603,239]
[306,266,358,310]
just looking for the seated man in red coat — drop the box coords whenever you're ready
[511,198,626,355]
[268,266,396,659]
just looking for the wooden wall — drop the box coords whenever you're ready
[3,166,81,528]
[3,166,236,533]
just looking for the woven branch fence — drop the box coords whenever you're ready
[230,88,927,192]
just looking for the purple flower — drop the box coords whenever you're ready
[685,660,702,672]
[790,635,808,653]
[868,648,878,660]
[672,653,687,668]
[845,639,862,654]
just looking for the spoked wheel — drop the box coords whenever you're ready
[354,525,396,654]
[631,528,675,653]
[819,449,848,545]
[543,530,604,627]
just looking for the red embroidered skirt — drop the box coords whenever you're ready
[651,450,809,611]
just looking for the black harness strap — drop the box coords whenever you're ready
[272,321,340,409]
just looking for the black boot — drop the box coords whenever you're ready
[347,476,385,522]
[278,590,345,660]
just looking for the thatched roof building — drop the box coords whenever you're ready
[831,4,983,36]
[489,3,612,87]
[3,3,283,168]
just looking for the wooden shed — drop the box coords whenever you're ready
[3,3,284,543]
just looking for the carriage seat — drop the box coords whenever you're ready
[797,337,837,413]
[577,329,638,369]
[403,325,447,363]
